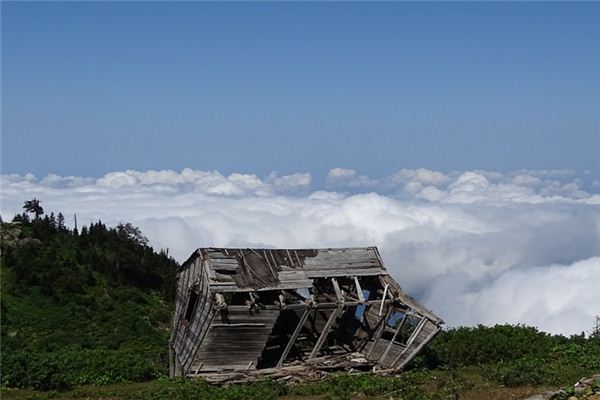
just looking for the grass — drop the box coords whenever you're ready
[0,368,561,400]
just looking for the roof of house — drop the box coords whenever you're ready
[179,246,443,324]
[182,247,386,292]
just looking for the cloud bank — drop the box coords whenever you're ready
[1,167,599,336]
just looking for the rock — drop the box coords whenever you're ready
[8,228,21,238]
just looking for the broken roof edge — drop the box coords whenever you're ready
[176,246,444,326]
[177,246,381,271]
[177,248,202,272]
[392,284,445,326]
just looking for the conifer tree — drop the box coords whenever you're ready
[57,213,65,231]
[23,198,44,219]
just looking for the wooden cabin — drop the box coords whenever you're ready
[169,247,443,382]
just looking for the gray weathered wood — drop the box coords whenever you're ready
[172,246,443,381]
[308,307,342,360]
[276,308,312,367]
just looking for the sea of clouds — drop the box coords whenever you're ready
[1,167,599,336]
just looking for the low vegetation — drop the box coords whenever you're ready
[419,324,600,387]
[1,201,599,399]
[1,205,178,390]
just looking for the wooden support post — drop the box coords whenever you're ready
[276,308,311,367]
[354,276,366,303]
[308,306,343,360]
[379,284,389,316]
[331,277,344,303]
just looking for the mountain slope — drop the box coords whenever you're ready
[1,212,179,389]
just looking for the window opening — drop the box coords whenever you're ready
[183,290,200,323]
[395,315,422,344]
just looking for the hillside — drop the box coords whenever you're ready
[1,206,599,399]
[1,210,178,389]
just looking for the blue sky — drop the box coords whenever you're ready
[2,2,599,182]
[2,2,600,333]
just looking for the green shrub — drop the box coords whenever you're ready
[1,349,163,390]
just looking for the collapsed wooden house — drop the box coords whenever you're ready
[169,247,443,382]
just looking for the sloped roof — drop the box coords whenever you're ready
[184,247,387,292]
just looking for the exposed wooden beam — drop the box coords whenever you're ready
[354,276,366,303]
[262,249,277,277]
[331,277,344,303]
[379,284,389,316]
[308,306,343,360]
[277,308,312,367]
[286,249,295,267]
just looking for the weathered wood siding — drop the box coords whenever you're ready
[171,256,215,375]
[302,247,385,277]
[368,339,405,367]
[190,306,279,372]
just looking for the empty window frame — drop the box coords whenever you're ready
[183,289,200,323]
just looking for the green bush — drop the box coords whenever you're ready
[1,349,163,390]
[414,325,600,387]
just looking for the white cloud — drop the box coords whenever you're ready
[266,172,312,192]
[1,167,599,335]
[326,167,375,188]
[425,257,600,334]
[391,168,451,187]
[327,167,358,181]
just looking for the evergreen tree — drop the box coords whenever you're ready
[49,212,57,229]
[23,198,44,219]
[57,212,65,231]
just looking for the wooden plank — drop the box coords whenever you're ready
[308,307,342,360]
[354,276,366,303]
[182,265,214,372]
[304,268,385,278]
[379,284,389,316]
[331,277,343,302]
[263,249,277,276]
[276,308,311,367]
